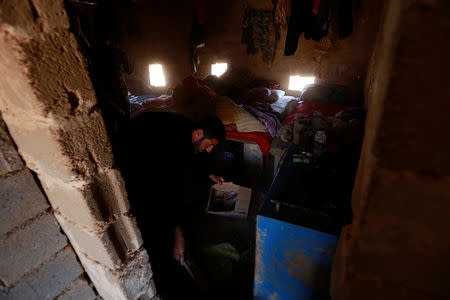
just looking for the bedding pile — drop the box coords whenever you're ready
[277,104,364,154]
[127,70,363,163]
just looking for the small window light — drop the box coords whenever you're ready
[211,63,228,77]
[288,75,315,91]
[149,64,166,87]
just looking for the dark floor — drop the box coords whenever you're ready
[136,139,356,299]
[179,140,270,300]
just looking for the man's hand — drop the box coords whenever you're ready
[209,174,224,184]
[173,226,185,264]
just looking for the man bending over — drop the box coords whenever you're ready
[115,112,225,295]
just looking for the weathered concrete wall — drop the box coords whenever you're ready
[331,1,450,299]
[0,115,97,300]
[0,1,155,299]
[118,0,382,99]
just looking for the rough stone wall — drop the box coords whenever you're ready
[331,1,450,299]
[0,1,155,299]
[0,115,97,300]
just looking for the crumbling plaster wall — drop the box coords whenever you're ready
[331,1,450,299]
[118,0,382,100]
[0,115,97,300]
[0,1,155,299]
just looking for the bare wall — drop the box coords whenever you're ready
[331,1,450,298]
[117,0,383,100]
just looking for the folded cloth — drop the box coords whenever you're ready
[241,102,281,137]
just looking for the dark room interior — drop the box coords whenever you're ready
[0,0,449,299]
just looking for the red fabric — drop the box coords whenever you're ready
[282,101,356,125]
[170,75,217,122]
[225,131,273,165]
[179,75,217,100]
[312,0,321,15]
[130,97,172,119]
[196,0,206,24]
[268,82,280,89]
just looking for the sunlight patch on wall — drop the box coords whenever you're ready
[149,64,166,87]
[288,75,315,91]
[211,63,228,77]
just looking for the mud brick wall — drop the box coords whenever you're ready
[331,1,450,299]
[0,1,155,299]
[0,116,97,300]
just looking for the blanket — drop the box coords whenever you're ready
[241,102,281,137]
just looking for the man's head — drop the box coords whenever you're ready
[192,116,225,153]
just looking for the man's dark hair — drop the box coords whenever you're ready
[194,116,225,143]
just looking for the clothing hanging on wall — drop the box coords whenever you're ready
[284,0,331,56]
[283,0,353,56]
[274,0,288,29]
[338,0,353,39]
[241,9,277,63]
[190,0,207,73]
[272,0,287,46]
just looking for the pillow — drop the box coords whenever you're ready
[265,89,286,104]
[236,87,271,104]
[215,96,267,133]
